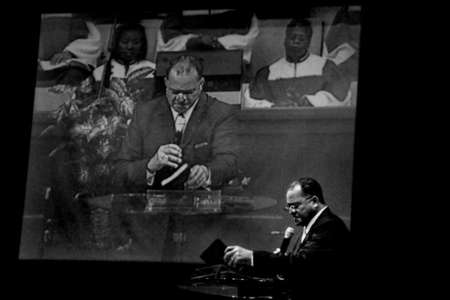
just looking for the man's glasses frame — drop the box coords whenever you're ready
[166,87,198,96]
[165,79,203,96]
[284,195,315,211]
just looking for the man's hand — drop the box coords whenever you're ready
[224,245,253,268]
[186,35,224,50]
[186,165,209,189]
[147,144,182,171]
[200,34,224,49]
[296,95,313,107]
[50,51,74,65]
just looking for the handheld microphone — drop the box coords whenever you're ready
[279,227,295,255]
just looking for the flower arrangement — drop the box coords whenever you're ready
[41,67,154,197]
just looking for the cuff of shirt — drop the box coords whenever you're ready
[205,166,212,186]
[250,251,254,267]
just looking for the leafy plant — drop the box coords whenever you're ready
[41,67,154,197]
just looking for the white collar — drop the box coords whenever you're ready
[303,206,328,237]
[285,51,310,64]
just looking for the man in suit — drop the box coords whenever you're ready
[114,55,239,191]
[224,177,350,296]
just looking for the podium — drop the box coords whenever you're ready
[73,190,278,262]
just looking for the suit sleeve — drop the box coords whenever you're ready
[113,107,149,187]
[206,108,239,187]
[252,221,348,276]
[305,60,351,106]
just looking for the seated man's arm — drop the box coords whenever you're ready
[156,29,198,52]
[302,60,351,107]
[217,15,259,62]
[205,108,240,187]
[249,66,276,102]
[157,14,198,52]
[217,15,259,49]
[252,221,349,275]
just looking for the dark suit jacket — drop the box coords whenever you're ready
[114,92,239,190]
[252,207,351,294]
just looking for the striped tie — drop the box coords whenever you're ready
[174,113,186,144]
[175,113,186,132]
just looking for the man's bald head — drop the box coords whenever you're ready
[164,55,205,114]
[166,55,204,81]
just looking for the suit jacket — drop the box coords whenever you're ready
[114,92,239,190]
[252,207,351,294]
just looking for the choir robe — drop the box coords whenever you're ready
[248,54,351,107]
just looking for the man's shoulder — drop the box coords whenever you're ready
[266,57,286,73]
[317,208,350,233]
[204,94,237,117]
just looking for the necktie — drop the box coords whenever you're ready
[174,113,186,144]
[175,113,186,132]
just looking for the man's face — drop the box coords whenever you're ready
[165,71,204,114]
[117,30,143,64]
[285,185,316,226]
[284,26,311,61]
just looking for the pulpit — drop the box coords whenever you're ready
[56,190,279,262]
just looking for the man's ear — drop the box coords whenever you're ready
[309,195,319,206]
[199,77,205,89]
[164,77,169,87]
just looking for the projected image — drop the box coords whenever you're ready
[20,7,360,273]
[242,6,360,109]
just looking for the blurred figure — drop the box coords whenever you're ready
[156,10,259,64]
[37,14,102,87]
[319,6,360,82]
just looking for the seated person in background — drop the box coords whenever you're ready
[224,177,351,297]
[37,15,102,87]
[247,18,351,108]
[321,6,360,82]
[114,55,239,191]
[93,23,156,101]
[156,10,259,65]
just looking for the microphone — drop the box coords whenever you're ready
[279,227,295,255]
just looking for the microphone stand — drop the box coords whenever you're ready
[97,16,118,97]
[94,16,121,116]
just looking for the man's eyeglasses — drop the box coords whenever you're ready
[284,196,315,211]
[167,87,197,96]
